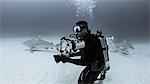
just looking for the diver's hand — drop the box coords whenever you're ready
[53,55,61,63]
[53,54,71,63]
[61,54,71,63]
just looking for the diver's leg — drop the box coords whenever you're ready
[78,67,91,84]
[88,71,101,83]
[78,67,101,84]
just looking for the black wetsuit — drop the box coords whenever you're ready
[66,32,105,84]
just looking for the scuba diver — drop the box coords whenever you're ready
[54,21,106,84]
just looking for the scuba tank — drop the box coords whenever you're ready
[96,31,110,71]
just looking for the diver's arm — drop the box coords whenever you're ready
[69,52,81,57]
[61,55,87,66]
[54,54,86,66]
[66,59,87,66]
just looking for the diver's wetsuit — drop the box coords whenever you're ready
[65,31,105,84]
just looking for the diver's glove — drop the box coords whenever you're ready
[60,54,71,63]
[53,55,61,63]
[53,54,71,63]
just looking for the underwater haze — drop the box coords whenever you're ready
[0,0,149,43]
